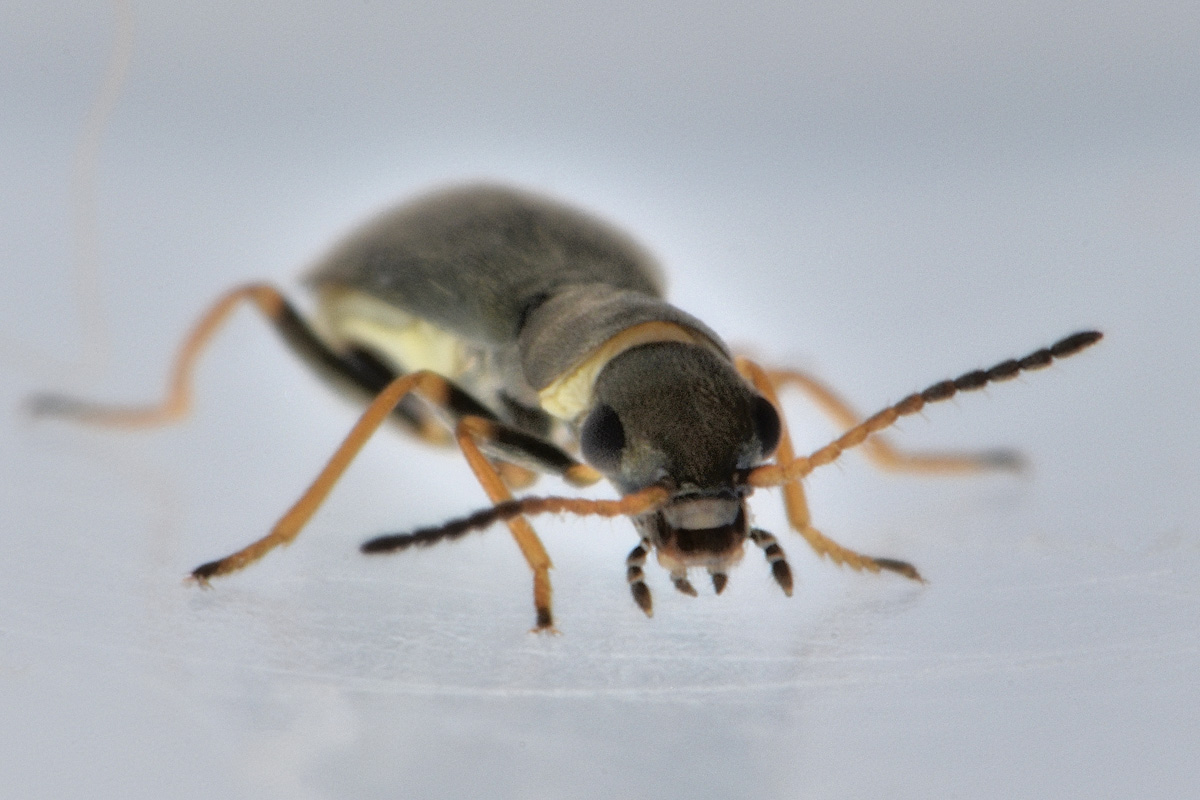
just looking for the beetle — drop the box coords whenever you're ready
[31,183,1101,631]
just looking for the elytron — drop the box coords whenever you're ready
[33,184,1101,630]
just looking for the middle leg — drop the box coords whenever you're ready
[755,363,1021,474]
[454,415,564,631]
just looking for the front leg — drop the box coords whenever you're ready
[736,357,924,580]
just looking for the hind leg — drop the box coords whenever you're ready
[28,283,428,431]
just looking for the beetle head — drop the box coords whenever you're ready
[579,342,782,594]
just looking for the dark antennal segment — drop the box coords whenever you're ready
[748,330,1103,489]
[362,485,668,554]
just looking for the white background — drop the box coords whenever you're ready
[2,1,1197,798]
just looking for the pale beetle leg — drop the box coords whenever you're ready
[28,284,292,427]
[180,370,564,631]
[736,357,923,580]
[27,282,432,436]
[188,370,454,581]
[739,331,1102,580]
[27,279,598,629]
[454,415,559,631]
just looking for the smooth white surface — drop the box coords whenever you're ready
[2,2,1197,798]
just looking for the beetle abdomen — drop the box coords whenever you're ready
[307,184,665,345]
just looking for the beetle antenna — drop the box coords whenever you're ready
[747,330,1102,489]
[361,485,669,554]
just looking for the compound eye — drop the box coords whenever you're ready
[579,403,625,473]
[750,395,781,457]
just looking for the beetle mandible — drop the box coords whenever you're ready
[32,184,1102,631]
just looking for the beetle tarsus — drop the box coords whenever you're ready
[190,560,222,581]
[873,558,924,583]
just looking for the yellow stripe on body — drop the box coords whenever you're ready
[314,287,477,379]
[537,321,723,421]
[317,289,724,427]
